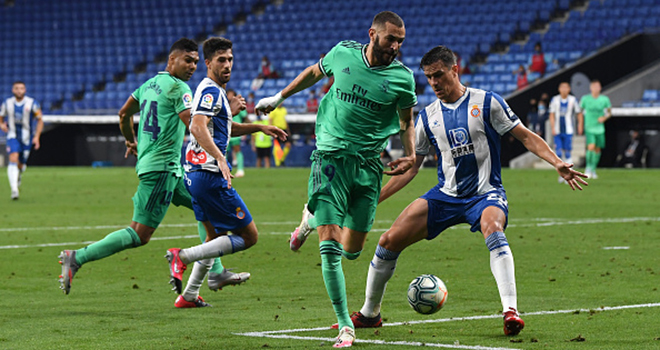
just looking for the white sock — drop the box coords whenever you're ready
[7,163,19,193]
[182,258,213,302]
[360,246,399,318]
[487,232,517,311]
[180,235,246,263]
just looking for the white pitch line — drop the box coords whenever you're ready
[235,302,660,349]
[233,332,517,350]
[602,246,630,250]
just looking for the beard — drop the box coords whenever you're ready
[373,35,397,66]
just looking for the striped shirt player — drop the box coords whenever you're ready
[183,76,252,232]
[0,82,42,199]
[351,46,588,339]
[549,88,581,162]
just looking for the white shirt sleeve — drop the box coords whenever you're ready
[490,93,521,135]
[548,96,559,115]
[414,112,431,155]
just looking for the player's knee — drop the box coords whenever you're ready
[378,230,405,252]
[482,222,504,238]
[242,231,258,248]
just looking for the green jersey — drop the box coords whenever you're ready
[131,72,193,176]
[317,40,417,154]
[579,94,611,134]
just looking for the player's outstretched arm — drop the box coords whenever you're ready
[229,94,247,116]
[118,96,140,158]
[231,122,288,141]
[190,114,233,188]
[379,155,425,203]
[32,110,43,150]
[509,124,588,191]
[255,64,325,115]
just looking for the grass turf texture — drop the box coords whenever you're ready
[1,167,659,350]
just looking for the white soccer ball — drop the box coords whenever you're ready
[407,274,448,315]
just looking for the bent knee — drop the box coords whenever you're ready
[378,230,407,252]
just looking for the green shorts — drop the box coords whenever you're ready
[228,137,241,148]
[132,171,193,228]
[586,132,606,149]
[307,150,383,233]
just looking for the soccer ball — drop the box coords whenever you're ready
[407,274,448,315]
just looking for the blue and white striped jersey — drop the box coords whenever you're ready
[184,77,233,173]
[549,94,580,135]
[0,96,40,145]
[415,87,520,198]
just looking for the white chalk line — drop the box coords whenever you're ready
[234,302,660,349]
[1,216,658,250]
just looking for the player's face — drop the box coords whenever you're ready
[558,83,570,97]
[423,60,460,102]
[590,81,601,95]
[370,22,405,66]
[12,83,26,100]
[170,50,199,81]
[207,49,234,85]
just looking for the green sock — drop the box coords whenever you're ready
[307,215,317,229]
[75,227,141,266]
[320,240,352,330]
[593,151,601,170]
[237,151,244,171]
[585,150,594,170]
[197,221,224,274]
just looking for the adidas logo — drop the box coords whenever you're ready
[342,67,350,74]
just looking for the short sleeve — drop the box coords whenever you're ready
[194,86,220,117]
[490,93,520,136]
[0,101,6,117]
[548,97,558,114]
[320,42,342,77]
[131,86,141,103]
[414,111,431,155]
[173,82,193,114]
[604,96,612,109]
[572,96,581,113]
[397,71,418,110]
[579,95,586,109]
[32,101,41,114]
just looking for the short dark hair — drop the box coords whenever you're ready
[590,79,601,84]
[226,88,236,95]
[12,81,25,86]
[169,38,198,54]
[420,46,456,70]
[203,37,233,61]
[372,11,404,28]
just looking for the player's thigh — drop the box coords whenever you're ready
[6,139,20,163]
[171,175,193,210]
[344,157,383,233]
[465,190,509,237]
[132,171,178,229]
[422,186,467,239]
[307,152,352,228]
[594,133,605,150]
[378,198,430,252]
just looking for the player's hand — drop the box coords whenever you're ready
[262,125,288,142]
[0,122,7,133]
[384,155,415,176]
[217,157,234,189]
[255,92,285,116]
[556,162,588,191]
[229,94,247,116]
[32,136,40,150]
[124,140,138,158]
[597,116,606,123]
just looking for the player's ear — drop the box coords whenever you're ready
[368,27,377,42]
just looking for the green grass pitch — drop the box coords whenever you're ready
[1,167,659,349]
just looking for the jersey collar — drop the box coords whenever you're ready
[361,45,393,71]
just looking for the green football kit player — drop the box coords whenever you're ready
[58,39,248,301]
[579,79,611,179]
[256,11,416,348]
[227,89,248,177]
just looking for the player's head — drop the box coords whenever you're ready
[558,82,571,97]
[589,79,601,95]
[369,11,405,66]
[203,37,234,85]
[420,46,462,102]
[11,81,26,100]
[167,38,199,81]
[226,88,237,99]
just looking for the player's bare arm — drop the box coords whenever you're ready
[598,107,612,123]
[229,94,247,116]
[32,110,44,150]
[190,113,233,188]
[231,121,288,141]
[548,111,556,136]
[177,109,192,129]
[118,96,140,158]
[384,107,416,176]
[379,154,425,203]
[255,63,324,115]
[577,111,584,135]
[0,115,7,133]
[509,124,588,191]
